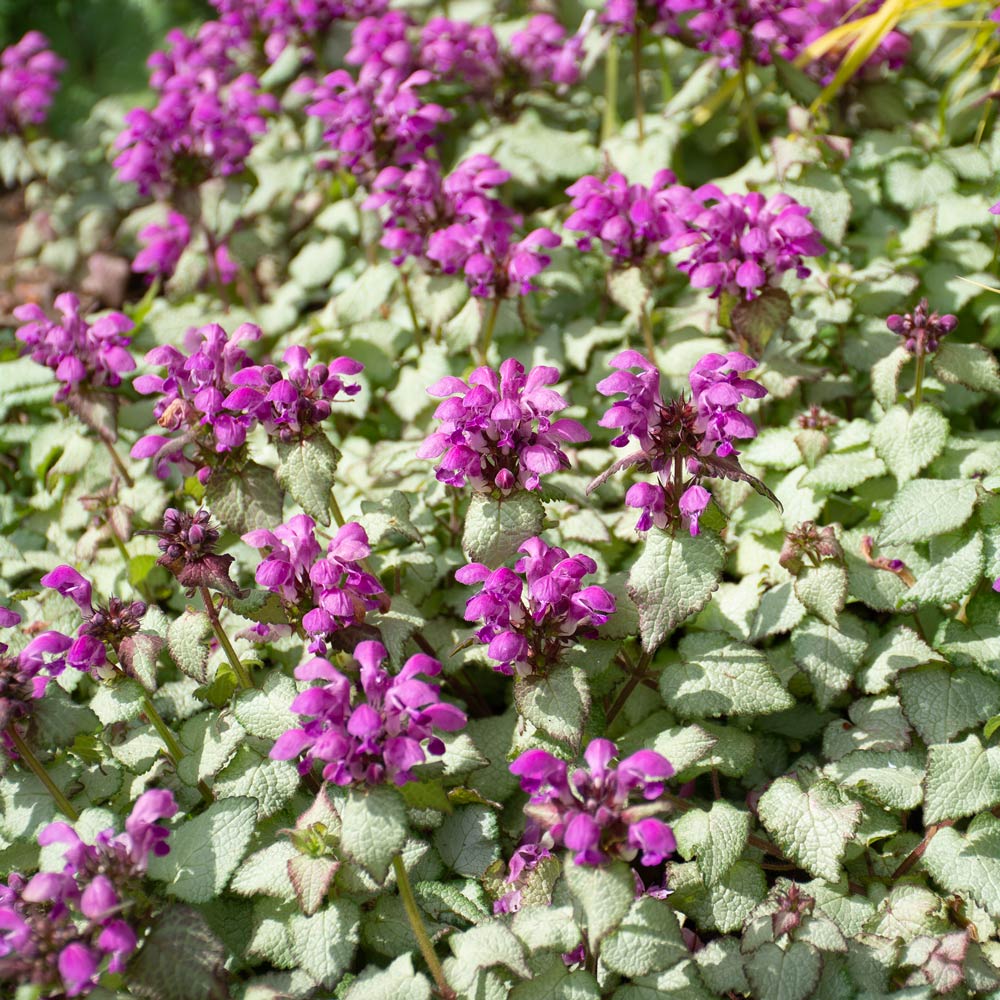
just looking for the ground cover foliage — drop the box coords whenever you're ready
[4,1,1000,998]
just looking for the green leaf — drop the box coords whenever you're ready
[672,802,750,888]
[758,777,862,881]
[275,434,340,526]
[907,531,983,607]
[343,954,431,1000]
[923,734,1000,825]
[433,805,500,878]
[826,749,925,810]
[872,405,949,484]
[564,857,635,950]
[288,236,345,289]
[513,666,590,750]
[509,956,599,1000]
[932,342,1000,393]
[233,673,298,741]
[607,266,651,318]
[857,626,938,694]
[601,896,688,978]
[339,785,408,883]
[694,937,750,996]
[876,479,978,546]
[661,631,794,718]
[359,490,423,546]
[444,922,531,994]
[334,261,399,325]
[128,905,229,1000]
[935,598,1000,673]
[628,529,725,653]
[793,562,847,627]
[288,854,338,917]
[871,346,910,411]
[923,815,1000,918]
[213,748,299,819]
[462,493,545,566]
[89,678,146,725]
[885,160,956,210]
[731,287,793,353]
[669,860,766,933]
[799,449,886,492]
[745,942,822,1000]
[791,614,869,709]
[289,899,360,987]
[148,797,257,903]
[896,666,1000,745]
[204,461,284,535]
[167,611,211,684]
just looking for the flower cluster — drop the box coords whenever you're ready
[663,186,825,300]
[211,0,389,62]
[368,154,561,297]
[510,739,675,867]
[270,640,466,785]
[151,507,243,597]
[114,20,276,196]
[886,298,957,355]
[14,294,136,403]
[565,170,685,265]
[40,566,153,678]
[132,321,261,480]
[595,350,766,535]
[508,14,586,89]
[132,211,191,280]
[418,358,589,494]
[0,31,64,134]
[600,0,909,78]
[0,790,176,997]
[224,346,363,443]
[244,518,384,652]
[456,537,615,677]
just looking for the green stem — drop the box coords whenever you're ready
[329,490,346,529]
[739,60,764,161]
[913,351,926,408]
[8,727,79,820]
[400,271,424,352]
[393,855,455,999]
[601,37,620,145]
[633,28,645,144]
[657,38,674,104]
[200,587,255,690]
[605,650,653,727]
[100,437,134,489]
[478,298,501,364]
[141,693,214,805]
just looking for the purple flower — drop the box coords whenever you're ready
[0,790,176,996]
[510,739,675,867]
[270,639,466,786]
[14,293,135,403]
[661,187,825,300]
[347,11,414,73]
[0,629,73,743]
[224,345,363,443]
[40,566,157,680]
[114,21,276,196]
[244,519,384,653]
[147,507,243,597]
[565,170,682,266]
[455,536,615,677]
[0,32,64,134]
[493,822,554,914]
[419,18,501,90]
[131,321,261,480]
[886,298,957,355]
[417,358,589,495]
[594,350,766,534]
[509,14,586,88]
[133,211,191,280]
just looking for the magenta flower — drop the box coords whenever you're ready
[661,187,825,300]
[493,823,553,914]
[114,21,276,196]
[40,565,157,679]
[270,639,466,786]
[0,628,73,745]
[509,14,586,88]
[417,358,589,495]
[148,507,243,597]
[593,350,768,535]
[0,31,64,134]
[886,298,957,355]
[14,294,135,403]
[244,519,384,653]
[565,170,683,266]
[131,321,261,481]
[510,739,676,867]
[0,790,176,997]
[455,537,615,677]
[419,17,501,90]
[346,11,414,73]
[224,345,363,443]
[132,211,191,280]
